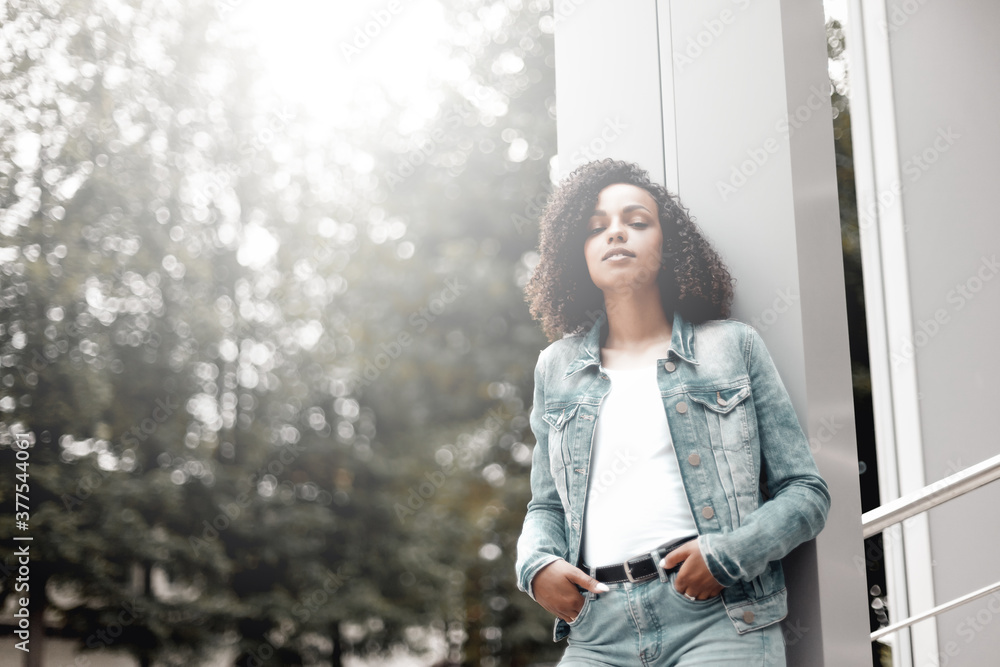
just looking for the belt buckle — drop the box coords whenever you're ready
[622,558,640,584]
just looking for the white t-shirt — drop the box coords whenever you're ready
[582,364,698,567]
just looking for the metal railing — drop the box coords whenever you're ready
[861,451,1000,640]
[871,579,1000,642]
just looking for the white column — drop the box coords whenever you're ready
[553,1,665,182]
[555,1,871,664]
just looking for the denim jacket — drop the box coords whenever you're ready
[515,309,831,641]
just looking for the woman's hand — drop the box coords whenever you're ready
[661,539,724,600]
[531,559,609,623]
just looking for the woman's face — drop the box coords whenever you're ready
[583,183,663,296]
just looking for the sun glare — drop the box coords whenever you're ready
[232,0,452,133]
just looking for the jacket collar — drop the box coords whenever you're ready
[563,308,699,378]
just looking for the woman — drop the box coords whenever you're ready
[515,159,830,665]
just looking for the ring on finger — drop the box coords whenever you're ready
[683,593,697,601]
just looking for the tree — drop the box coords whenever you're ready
[2,0,573,665]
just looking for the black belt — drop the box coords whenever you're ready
[586,535,698,584]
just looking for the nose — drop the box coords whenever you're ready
[607,219,627,242]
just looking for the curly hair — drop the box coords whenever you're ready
[525,159,736,341]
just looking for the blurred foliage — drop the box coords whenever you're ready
[0,1,871,666]
[0,0,561,664]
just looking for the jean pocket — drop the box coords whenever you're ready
[667,571,722,607]
[567,593,593,627]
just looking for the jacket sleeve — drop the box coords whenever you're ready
[515,349,569,600]
[698,325,832,588]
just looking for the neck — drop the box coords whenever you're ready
[602,286,672,350]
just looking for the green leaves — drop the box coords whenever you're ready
[0,0,570,664]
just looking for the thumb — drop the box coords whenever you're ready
[660,542,694,570]
[568,566,610,594]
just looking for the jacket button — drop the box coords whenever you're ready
[687,453,701,466]
[664,361,676,372]
[701,506,714,519]
[676,401,688,414]
[743,610,755,623]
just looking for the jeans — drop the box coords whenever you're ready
[557,564,786,666]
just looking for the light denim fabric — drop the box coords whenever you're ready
[559,565,786,666]
[515,309,831,643]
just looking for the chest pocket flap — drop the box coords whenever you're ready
[542,403,579,429]
[688,384,751,414]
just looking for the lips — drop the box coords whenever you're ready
[603,248,636,261]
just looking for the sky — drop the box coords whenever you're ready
[231,0,453,132]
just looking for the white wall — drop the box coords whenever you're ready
[882,1,1000,665]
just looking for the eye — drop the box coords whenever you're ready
[630,221,648,228]
[587,226,605,236]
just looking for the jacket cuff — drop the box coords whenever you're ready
[522,555,564,601]
[698,534,739,588]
